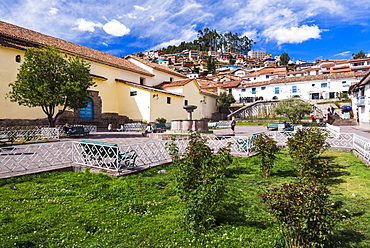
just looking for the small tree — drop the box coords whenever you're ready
[207,56,216,75]
[352,50,367,59]
[274,98,313,124]
[7,45,95,127]
[217,91,235,107]
[254,134,279,178]
[280,52,290,66]
[165,131,232,231]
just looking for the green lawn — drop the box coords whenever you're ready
[1,150,369,247]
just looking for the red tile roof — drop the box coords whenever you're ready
[221,71,368,88]
[159,79,193,88]
[0,21,154,77]
[115,78,184,97]
[201,89,218,96]
[125,55,187,78]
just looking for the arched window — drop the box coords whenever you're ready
[80,97,93,120]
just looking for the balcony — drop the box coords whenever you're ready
[357,96,365,107]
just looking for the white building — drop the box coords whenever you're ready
[224,72,367,103]
[349,72,370,124]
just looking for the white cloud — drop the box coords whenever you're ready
[133,5,150,11]
[103,19,130,36]
[242,30,258,40]
[266,25,323,44]
[150,28,198,51]
[75,18,102,32]
[333,51,351,57]
[48,7,59,15]
[172,1,203,17]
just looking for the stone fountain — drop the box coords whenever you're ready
[169,105,210,133]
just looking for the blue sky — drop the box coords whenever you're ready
[1,0,370,62]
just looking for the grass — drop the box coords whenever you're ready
[1,150,370,247]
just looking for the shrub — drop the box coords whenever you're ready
[254,134,279,178]
[155,117,167,123]
[287,128,330,178]
[165,131,232,231]
[261,179,345,248]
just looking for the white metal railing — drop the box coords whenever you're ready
[0,126,59,143]
[72,136,262,171]
[124,122,146,131]
[208,121,231,129]
[325,124,341,138]
[2,127,370,176]
[57,125,97,135]
[352,134,370,164]
[0,141,73,175]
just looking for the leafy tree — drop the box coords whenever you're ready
[217,92,235,106]
[7,45,95,127]
[274,98,312,124]
[338,92,349,100]
[352,50,367,59]
[207,56,216,75]
[161,28,254,54]
[228,53,236,65]
[280,52,290,65]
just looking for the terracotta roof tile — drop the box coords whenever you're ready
[0,21,154,77]
[126,55,187,78]
[221,71,368,88]
[159,79,193,88]
[201,89,218,96]
[115,78,184,97]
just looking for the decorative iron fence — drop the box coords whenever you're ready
[353,134,370,164]
[0,141,73,175]
[0,126,59,143]
[57,125,97,135]
[123,122,146,131]
[1,127,370,177]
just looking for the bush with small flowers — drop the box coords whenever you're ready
[165,130,232,231]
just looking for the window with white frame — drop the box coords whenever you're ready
[275,87,280,94]
[321,83,328,88]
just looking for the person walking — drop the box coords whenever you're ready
[230,117,236,134]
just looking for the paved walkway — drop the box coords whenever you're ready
[59,124,370,145]
[56,124,370,147]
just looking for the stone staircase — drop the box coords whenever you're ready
[327,114,358,126]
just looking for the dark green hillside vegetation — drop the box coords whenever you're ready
[162,28,254,54]
[1,150,369,247]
